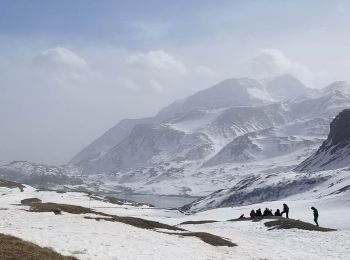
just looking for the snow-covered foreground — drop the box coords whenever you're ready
[0,185,349,260]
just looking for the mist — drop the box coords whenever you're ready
[1,0,350,165]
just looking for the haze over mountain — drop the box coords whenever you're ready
[2,74,350,200]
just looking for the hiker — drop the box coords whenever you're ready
[281,203,289,218]
[263,208,273,216]
[274,209,281,216]
[255,208,262,217]
[250,209,256,218]
[239,214,245,219]
[311,207,319,226]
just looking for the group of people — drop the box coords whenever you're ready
[248,203,290,218]
[239,203,319,226]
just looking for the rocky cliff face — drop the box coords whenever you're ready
[296,108,350,171]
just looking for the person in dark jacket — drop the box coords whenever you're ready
[263,208,273,216]
[311,207,319,226]
[250,209,256,218]
[274,209,281,216]
[238,214,245,219]
[256,208,262,217]
[281,203,289,218]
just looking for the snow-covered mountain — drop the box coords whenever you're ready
[182,109,350,212]
[70,75,345,174]
[2,74,350,198]
[296,108,350,171]
[0,161,83,188]
[70,117,158,165]
[156,78,274,120]
[264,74,312,100]
[203,128,317,167]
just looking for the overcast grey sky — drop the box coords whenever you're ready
[1,0,350,165]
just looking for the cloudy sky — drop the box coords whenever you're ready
[1,0,350,165]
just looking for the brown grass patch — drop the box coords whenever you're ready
[163,232,236,247]
[24,201,182,231]
[25,202,106,216]
[264,218,336,232]
[21,198,42,206]
[23,201,237,247]
[179,220,219,225]
[0,233,76,260]
[0,179,25,192]
[85,216,184,231]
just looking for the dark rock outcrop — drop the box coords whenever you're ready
[296,108,350,171]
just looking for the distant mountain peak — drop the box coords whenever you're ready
[323,81,350,94]
[157,77,274,120]
[264,74,310,101]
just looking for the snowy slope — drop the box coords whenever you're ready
[204,128,319,167]
[0,181,349,260]
[264,74,312,100]
[70,117,157,165]
[156,77,274,120]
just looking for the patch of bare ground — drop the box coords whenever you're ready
[21,198,42,206]
[25,202,107,216]
[264,218,336,232]
[179,220,219,225]
[0,179,25,192]
[22,201,237,247]
[162,232,236,247]
[23,201,181,231]
[85,216,184,231]
[0,233,76,260]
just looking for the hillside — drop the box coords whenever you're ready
[0,179,349,260]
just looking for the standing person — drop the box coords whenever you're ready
[311,207,319,226]
[281,203,289,218]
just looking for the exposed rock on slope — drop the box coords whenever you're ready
[296,108,350,171]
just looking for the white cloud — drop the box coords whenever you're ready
[32,46,88,71]
[127,50,187,74]
[252,48,313,84]
[31,47,89,88]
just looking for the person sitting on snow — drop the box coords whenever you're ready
[250,209,256,218]
[274,209,281,216]
[255,208,262,217]
[263,208,273,216]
